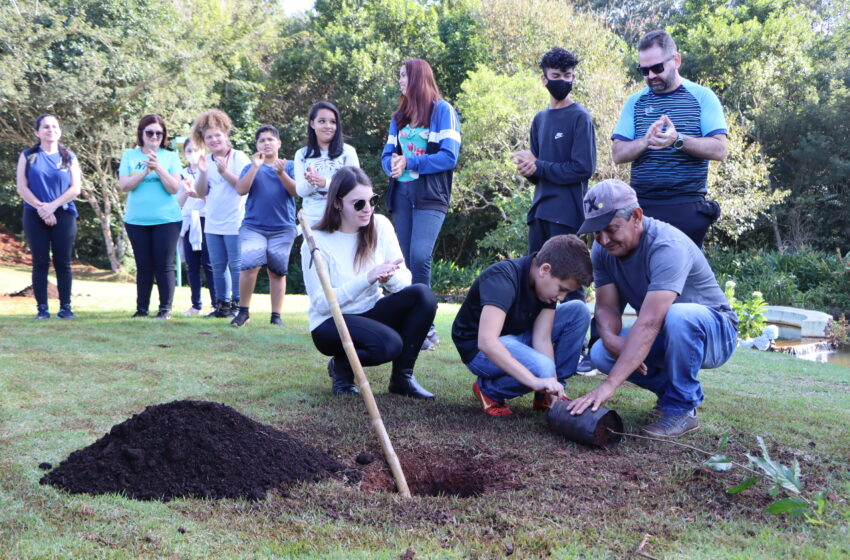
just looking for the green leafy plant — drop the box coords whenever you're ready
[704,436,829,525]
[724,280,767,339]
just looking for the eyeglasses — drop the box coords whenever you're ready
[351,195,379,211]
[144,130,164,138]
[636,55,674,76]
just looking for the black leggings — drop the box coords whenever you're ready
[23,208,77,306]
[640,199,720,248]
[311,284,437,371]
[125,221,182,312]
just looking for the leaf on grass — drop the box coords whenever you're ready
[704,455,733,471]
[765,497,809,516]
[727,476,757,494]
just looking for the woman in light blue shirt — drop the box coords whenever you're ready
[118,114,183,319]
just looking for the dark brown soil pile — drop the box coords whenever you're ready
[6,282,59,299]
[40,400,360,501]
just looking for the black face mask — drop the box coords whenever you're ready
[545,79,573,101]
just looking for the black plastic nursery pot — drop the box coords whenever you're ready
[545,399,624,448]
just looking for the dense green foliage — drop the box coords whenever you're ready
[707,247,850,317]
[0,0,847,313]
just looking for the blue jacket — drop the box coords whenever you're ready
[381,99,461,213]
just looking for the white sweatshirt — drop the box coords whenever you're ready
[301,214,410,331]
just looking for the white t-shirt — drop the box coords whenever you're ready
[199,149,251,235]
[294,143,359,225]
[301,214,410,331]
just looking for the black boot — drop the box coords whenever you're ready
[328,358,358,395]
[388,368,435,399]
[212,301,232,318]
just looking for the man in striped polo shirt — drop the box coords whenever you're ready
[611,30,728,248]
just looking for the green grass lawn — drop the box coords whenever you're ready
[1,265,848,559]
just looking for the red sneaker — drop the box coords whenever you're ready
[533,392,555,411]
[473,381,512,417]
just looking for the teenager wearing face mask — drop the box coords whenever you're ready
[176,139,216,315]
[511,47,596,258]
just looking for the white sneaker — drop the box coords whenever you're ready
[183,307,201,316]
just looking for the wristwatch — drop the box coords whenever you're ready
[673,133,685,150]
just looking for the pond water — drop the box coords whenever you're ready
[796,348,850,368]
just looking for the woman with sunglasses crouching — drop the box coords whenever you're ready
[302,166,437,398]
[119,114,183,319]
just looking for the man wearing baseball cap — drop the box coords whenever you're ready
[567,179,738,437]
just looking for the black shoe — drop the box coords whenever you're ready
[206,303,221,318]
[230,308,250,327]
[212,301,232,318]
[228,299,240,318]
[35,304,50,320]
[328,358,358,394]
[132,310,150,318]
[388,368,435,399]
[270,313,283,326]
[57,304,76,319]
[155,309,172,320]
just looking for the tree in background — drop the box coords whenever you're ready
[0,0,278,271]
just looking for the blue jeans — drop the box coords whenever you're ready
[391,179,446,287]
[205,233,241,303]
[589,303,738,415]
[466,300,591,401]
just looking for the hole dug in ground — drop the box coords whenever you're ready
[359,448,524,497]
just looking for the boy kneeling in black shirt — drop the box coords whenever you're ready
[451,235,592,416]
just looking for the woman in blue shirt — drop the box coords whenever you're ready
[15,114,82,320]
[118,114,183,319]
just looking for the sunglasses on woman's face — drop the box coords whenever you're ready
[351,195,379,212]
[144,130,164,138]
[636,55,674,76]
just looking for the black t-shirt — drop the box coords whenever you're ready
[451,254,556,364]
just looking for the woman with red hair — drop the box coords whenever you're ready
[381,58,461,349]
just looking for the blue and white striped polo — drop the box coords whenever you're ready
[612,79,727,203]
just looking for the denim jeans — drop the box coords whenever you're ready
[589,303,738,415]
[466,300,591,401]
[391,179,446,287]
[205,233,241,303]
[182,217,215,309]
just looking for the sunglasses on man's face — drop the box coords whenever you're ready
[351,195,379,212]
[144,130,164,138]
[636,55,674,76]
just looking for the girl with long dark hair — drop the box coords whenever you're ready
[294,101,359,225]
[15,114,82,319]
[381,58,461,349]
[301,166,437,398]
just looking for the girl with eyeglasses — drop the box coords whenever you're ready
[381,58,461,350]
[294,101,360,225]
[16,113,82,320]
[301,166,437,398]
[119,114,183,319]
[191,109,251,318]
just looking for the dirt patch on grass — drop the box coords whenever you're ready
[0,226,30,265]
[40,400,361,501]
[358,448,526,497]
[4,282,59,299]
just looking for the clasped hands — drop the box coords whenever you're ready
[252,153,289,177]
[644,114,679,150]
[367,258,404,284]
[510,150,537,177]
[304,166,326,189]
[35,201,58,226]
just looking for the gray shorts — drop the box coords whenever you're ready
[239,225,296,276]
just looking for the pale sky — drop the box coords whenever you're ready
[282,0,315,15]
